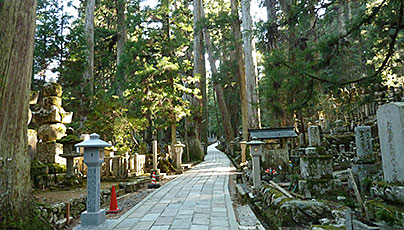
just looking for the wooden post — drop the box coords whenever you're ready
[66,202,71,226]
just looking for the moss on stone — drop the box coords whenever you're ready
[315,146,327,155]
[57,134,80,143]
[366,200,404,226]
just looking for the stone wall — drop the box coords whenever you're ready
[36,177,150,229]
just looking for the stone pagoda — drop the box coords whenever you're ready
[33,82,73,164]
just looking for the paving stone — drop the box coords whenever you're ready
[132,221,154,230]
[106,144,240,230]
[150,226,170,230]
[154,217,174,226]
[141,213,160,221]
[114,218,139,229]
[190,224,209,230]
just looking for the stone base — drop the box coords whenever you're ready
[371,182,404,205]
[36,142,63,164]
[300,155,333,180]
[80,209,106,226]
[299,179,341,198]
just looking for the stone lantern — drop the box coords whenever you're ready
[247,138,264,191]
[75,133,112,226]
[174,141,185,173]
[59,135,82,179]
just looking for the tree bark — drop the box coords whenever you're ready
[241,0,261,129]
[231,0,249,141]
[116,0,127,96]
[116,0,127,67]
[201,4,235,142]
[189,0,204,160]
[265,0,277,50]
[0,0,40,226]
[81,0,95,128]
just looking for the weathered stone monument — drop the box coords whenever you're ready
[299,147,340,198]
[76,133,111,226]
[174,141,185,173]
[352,126,379,192]
[370,103,404,205]
[355,126,373,158]
[28,91,39,160]
[376,103,404,183]
[308,126,321,146]
[33,82,73,164]
[247,139,264,192]
[59,135,82,179]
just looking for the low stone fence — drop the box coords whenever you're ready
[37,177,150,229]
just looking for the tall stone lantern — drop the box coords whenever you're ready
[247,138,264,192]
[75,133,112,226]
[174,141,185,174]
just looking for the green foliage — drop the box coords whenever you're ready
[34,0,72,78]
[257,0,404,126]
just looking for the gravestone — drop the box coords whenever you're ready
[355,126,373,158]
[308,126,321,146]
[376,103,404,183]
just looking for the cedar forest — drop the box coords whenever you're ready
[0,0,403,228]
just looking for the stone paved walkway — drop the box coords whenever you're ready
[108,144,238,230]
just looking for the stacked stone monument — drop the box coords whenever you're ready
[33,82,73,164]
[299,126,341,198]
[28,91,39,160]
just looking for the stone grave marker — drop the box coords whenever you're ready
[377,103,404,183]
[308,126,321,146]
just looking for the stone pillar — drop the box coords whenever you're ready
[308,126,321,146]
[339,144,345,153]
[247,139,264,192]
[377,103,404,183]
[355,126,373,157]
[75,133,112,226]
[112,157,119,177]
[174,142,185,173]
[229,141,235,156]
[240,141,247,164]
[152,140,158,171]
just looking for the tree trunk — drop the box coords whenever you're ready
[0,0,44,227]
[190,0,204,160]
[116,0,127,96]
[265,0,277,50]
[201,4,235,142]
[231,0,249,141]
[81,0,95,128]
[241,0,261,129]
[201,44,208,154]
